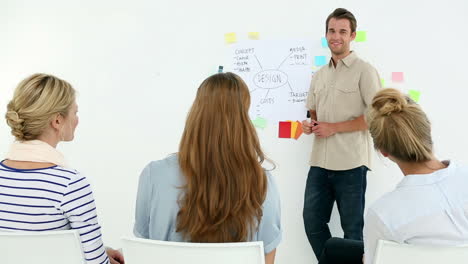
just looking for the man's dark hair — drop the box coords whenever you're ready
[326,8,357,33]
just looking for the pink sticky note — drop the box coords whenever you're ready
[392,72,404,82]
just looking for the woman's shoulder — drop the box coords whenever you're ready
[263,169,280,203]
[146,154,179,172]
[142,154,182,184]
[264,169,277,187]
[45,166,84,182]
[448,161,468,175]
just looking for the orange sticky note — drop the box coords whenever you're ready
[294,121,303,140]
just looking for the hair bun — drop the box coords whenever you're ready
[5,110,25,140]
[371,88,408,116]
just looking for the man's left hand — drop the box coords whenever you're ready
[312,122,336,138]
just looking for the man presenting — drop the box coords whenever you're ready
[302,8,381,260]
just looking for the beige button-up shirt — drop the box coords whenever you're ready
[306,52,381,170]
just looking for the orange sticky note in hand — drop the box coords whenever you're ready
[294,121,303,140]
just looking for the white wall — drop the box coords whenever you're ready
[1,0,468,263]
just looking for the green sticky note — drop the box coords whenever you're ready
[381,78,385,87]
[355,31,367,42]
[408,90,421,102]
[252,117,267,129]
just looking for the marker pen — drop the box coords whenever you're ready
[307,110,317,126]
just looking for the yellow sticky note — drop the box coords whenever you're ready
[355,31,367,42]
[248,32,260,40]
[290,121,298,138]
[225,32,237,44]
[381,78,385,87]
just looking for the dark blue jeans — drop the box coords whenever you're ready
[303,166,367,259]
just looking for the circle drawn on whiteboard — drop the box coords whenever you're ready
[253,70,288,89]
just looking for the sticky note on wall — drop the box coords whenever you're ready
[315,56,327,66]
[321,37,328,48]
[248,32,260,40]
[355,31,367,42]
[392,72,404,82]
[408,90,421,102]
[252,117,267,129]
[381,78,385,87]
[225,32,237,44]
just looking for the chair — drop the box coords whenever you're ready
[121,237,265,264]
[374,239,468,264]
[0,230,85,264]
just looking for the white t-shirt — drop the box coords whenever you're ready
[364,161,468,264]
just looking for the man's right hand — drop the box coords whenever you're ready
[302,120,315,135]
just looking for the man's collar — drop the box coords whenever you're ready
[341,51,357,67]
[328,51,357,68]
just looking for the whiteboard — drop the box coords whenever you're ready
[226,39,312,122]
[1,1,468,264]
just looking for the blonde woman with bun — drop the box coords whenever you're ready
[318,88,468,264]
[1,74,124,264]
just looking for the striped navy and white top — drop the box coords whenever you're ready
[0,160,109,264]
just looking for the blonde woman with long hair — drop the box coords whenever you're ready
[134,72,281,264]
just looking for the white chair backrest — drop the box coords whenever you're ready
[121,237,265,264]
[0,230,86,264]
[374,240,468,264]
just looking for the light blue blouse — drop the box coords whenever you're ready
[133,154,282,253]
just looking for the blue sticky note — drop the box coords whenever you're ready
[321,37,328,48]
[315,56,327,66]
